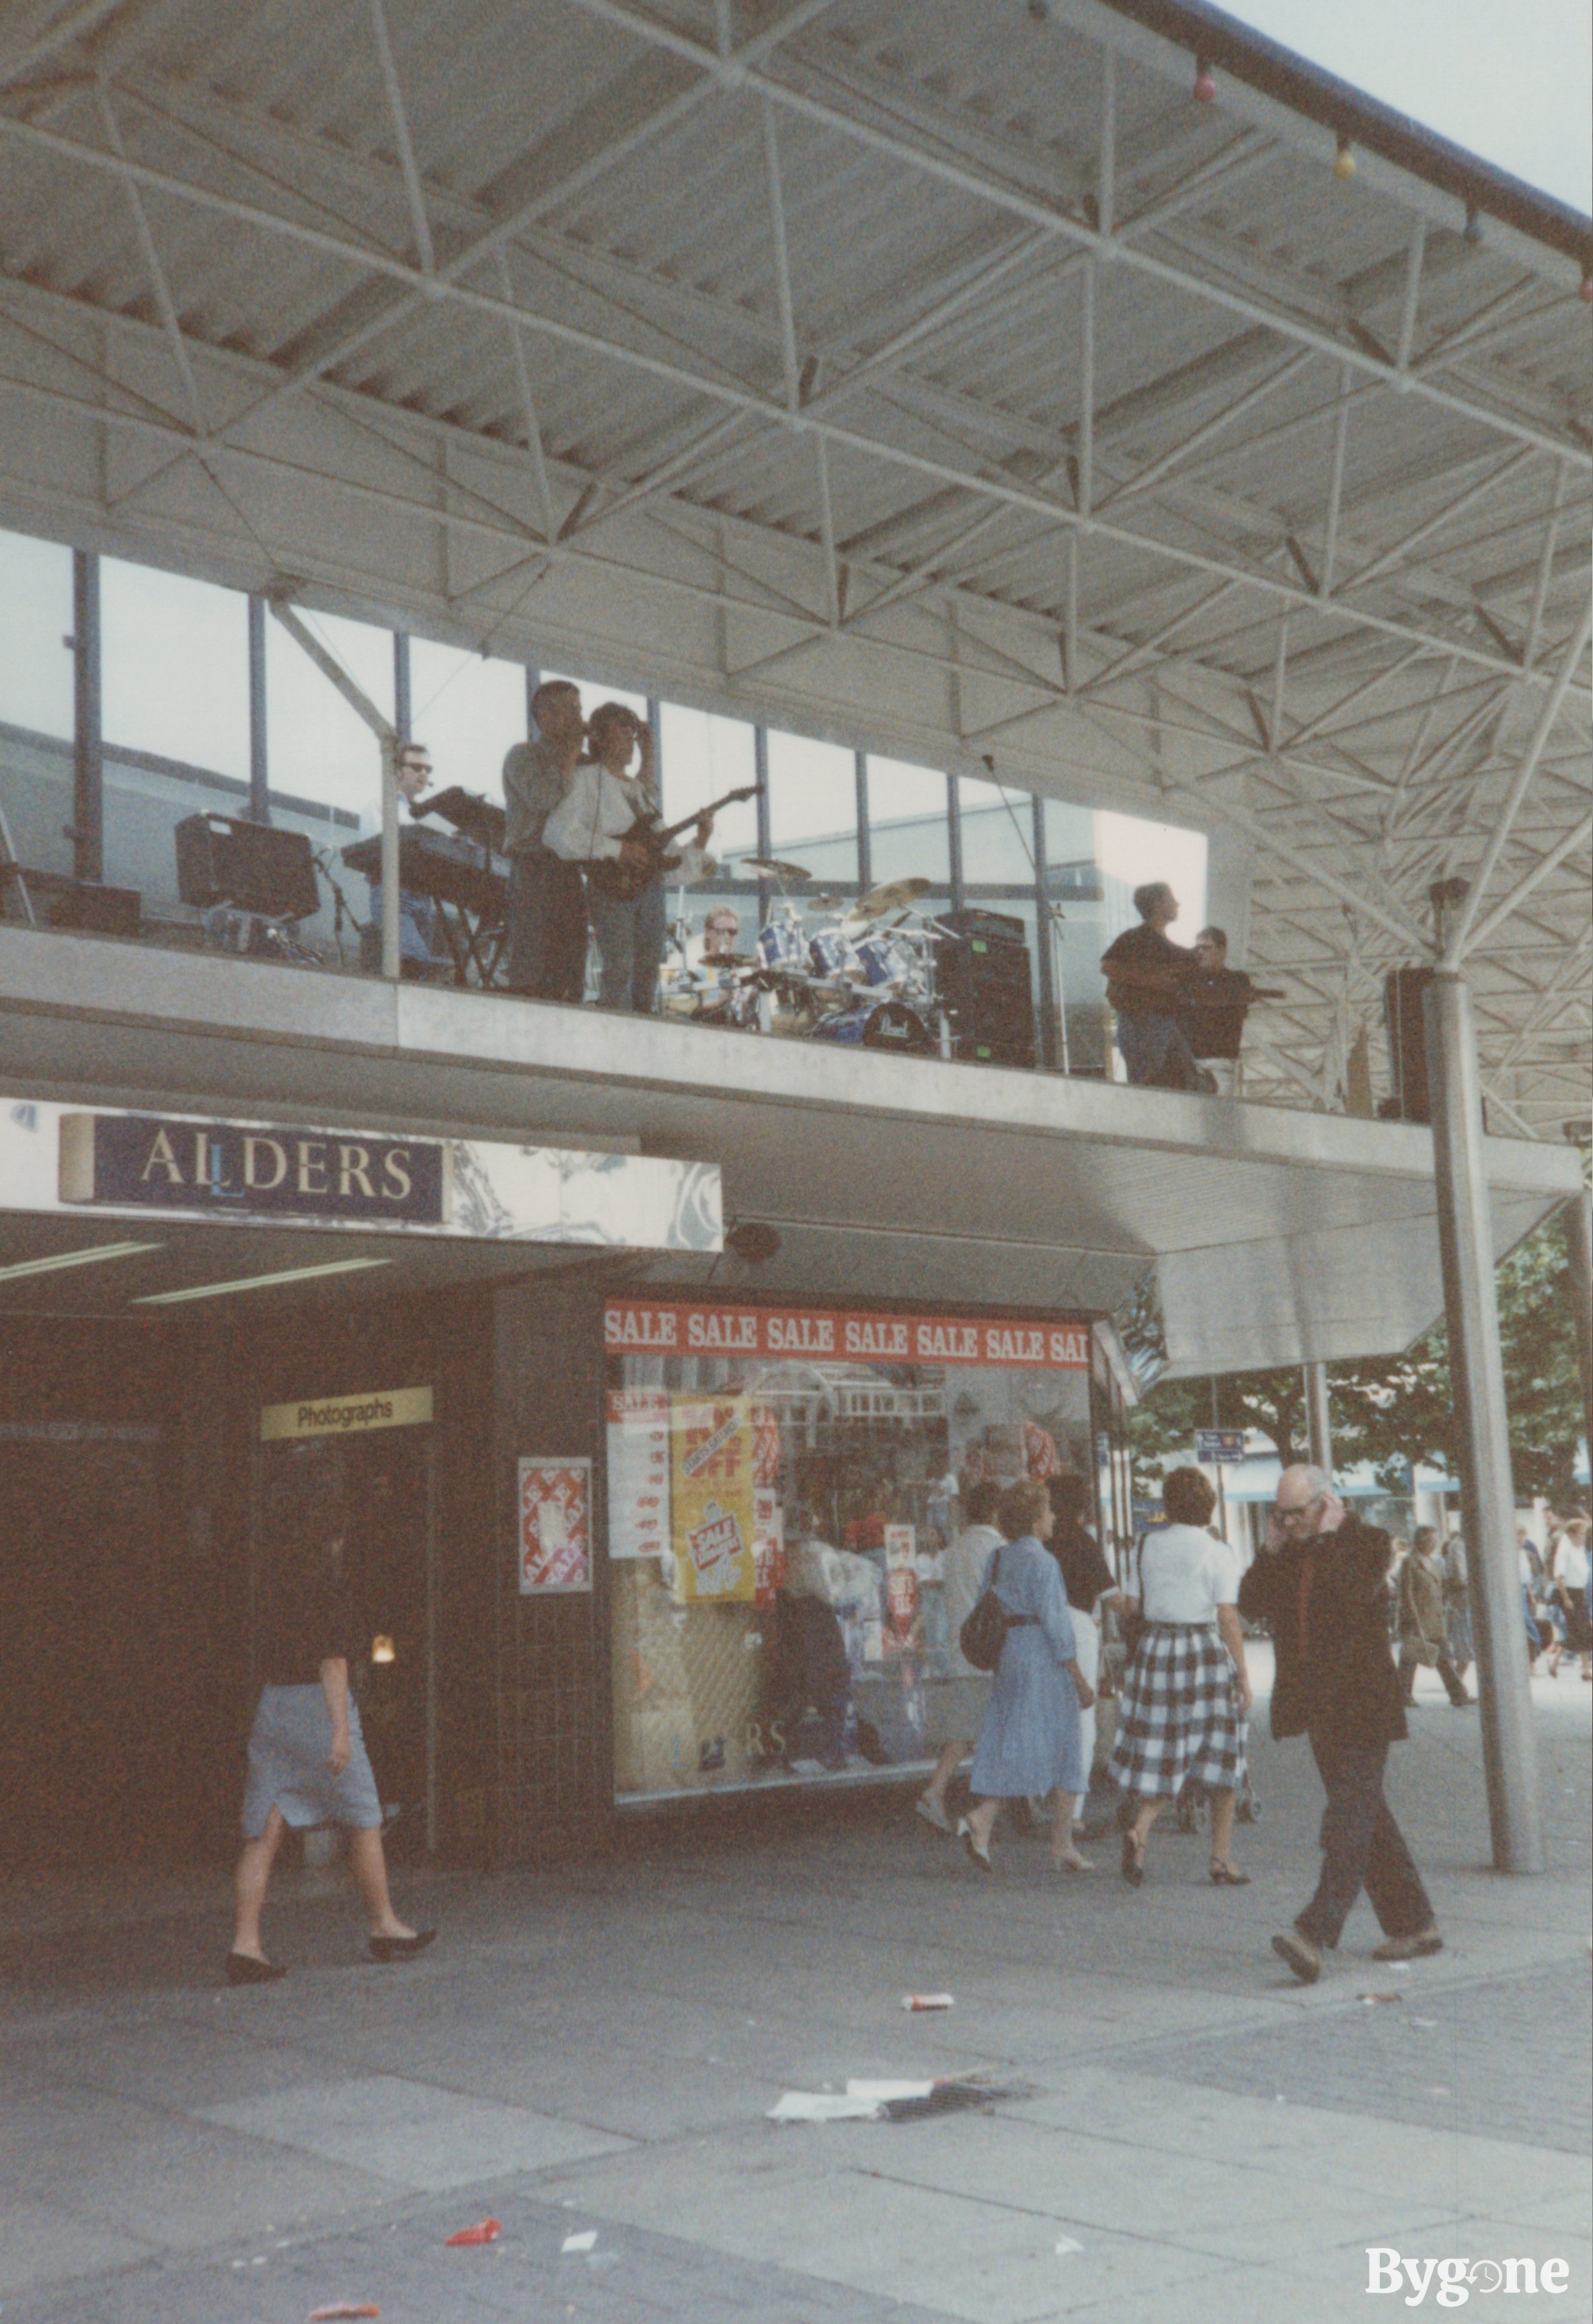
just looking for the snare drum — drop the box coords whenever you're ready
[853,933,906,988]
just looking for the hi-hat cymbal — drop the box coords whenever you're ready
[740,856,811,884]
[848,875,932,921]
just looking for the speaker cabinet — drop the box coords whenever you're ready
[176,814,319,921]
[1383,966,1434,1123]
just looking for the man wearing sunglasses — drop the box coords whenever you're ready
[1239,1463,1442,1984]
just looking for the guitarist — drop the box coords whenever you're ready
[543,701,715,1014]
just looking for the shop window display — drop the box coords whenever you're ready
[607,1300,1095,1799]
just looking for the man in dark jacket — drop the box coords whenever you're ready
[1239,1463,1441,1984]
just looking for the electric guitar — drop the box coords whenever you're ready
[586,784,761,904]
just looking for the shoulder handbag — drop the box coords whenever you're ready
[960,1547,1019,1672]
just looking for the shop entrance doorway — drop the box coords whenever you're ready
[253,1392,436,1856]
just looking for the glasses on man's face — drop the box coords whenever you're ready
[1276,1501,1320,1527]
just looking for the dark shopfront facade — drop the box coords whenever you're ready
[0,1271,1135,1877]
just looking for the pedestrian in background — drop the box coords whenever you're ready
[1109,1467,1250,1888]
[1546,1516,1592,1680]
[1044,1473,1124,1831]
[1243,1465,1440,1985]
[230,1485,434,1984]
[1440,1529,1475,1687]
[956,1480,1095,1876]
[915,1481,1003,1833]
[1396,1526,1475,1707]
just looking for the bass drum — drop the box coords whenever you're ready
[808,999,934,1054]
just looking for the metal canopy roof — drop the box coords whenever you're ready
[0,0,1588,1130]
[0,923,1581,1372]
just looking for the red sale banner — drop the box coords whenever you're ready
[518,1458,592,1594]
[605,1301,1091,1371]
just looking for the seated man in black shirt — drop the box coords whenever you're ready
[1177,925,1257,1097]
[1099,882,1212,1091]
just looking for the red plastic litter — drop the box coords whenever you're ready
[309,2306,381,2320]
[445,2218,502,2247]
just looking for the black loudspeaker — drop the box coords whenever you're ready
[176,813,319,921]
[46,881,141,935]
[938,925,1037,1068]
[1384,966,1434,1123]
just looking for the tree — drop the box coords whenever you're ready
[1131,1209,1586,1507]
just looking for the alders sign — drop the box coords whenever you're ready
[59,1112,449,1225]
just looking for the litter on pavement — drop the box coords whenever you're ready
[561,2231,598,2253]
[902,1993,954,2011]
[308,2307,381,2320]
[444,2218,502,2247]
[1054,2237,1085,2256]
[769,2073,1010,2123]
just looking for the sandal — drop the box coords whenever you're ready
[1208,1861,1250,1886]
[1120,1831,1145,1888]
[956,1818,993,1873]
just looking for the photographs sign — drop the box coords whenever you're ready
[518,1458,592,1594]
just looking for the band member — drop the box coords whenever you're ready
[543,703,713,1014]
[364,741,445,980]
[1177,926,1259,1097]
[700,906,741,964]
[502,680,590,1002]
[1099,884,1212,1091]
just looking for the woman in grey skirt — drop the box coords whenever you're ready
[228,1507,434,1985]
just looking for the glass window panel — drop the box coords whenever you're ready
[864,754,949,885]
[657,703,759,861]
[102,560,249,781]
[1094,810,1207,943]
[266,609,394,822]
[956,785,1038,890]
[408,641,527,806]
[607,1303,1095,1800]
[767,732,857,857]
[0,529,73,738]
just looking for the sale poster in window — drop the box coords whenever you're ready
[518,1457,592,1593]
[607,1388,670,1560]
[669,1394,756,1603]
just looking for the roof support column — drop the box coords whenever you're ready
[1303,1362,1331,1471]
[854,749,871,898]
[247,594,270,824]
[71,547,102,884]
[1424,967,1543,1873]
[1561,1155,1593,1477]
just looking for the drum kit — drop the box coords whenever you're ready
[660,860,951,1054]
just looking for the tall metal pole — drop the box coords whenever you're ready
[382,633,408,983]
[71,549,103,884]
[1561,1153,1593,1468]
[754,724,771,930]
[1304,1362,1332,1471]
[1031,792,1057,1070]
[854,748,871,900]
[1425,970,1543,1873]
[246,594,270,823]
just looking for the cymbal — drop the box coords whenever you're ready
[740,857,811,884]
[848,875,932,922]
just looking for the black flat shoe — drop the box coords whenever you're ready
[1209,1863,1251,1886]
[1120,1832,1145,1888]
[225,1951,286,1986]
[368,1929,436,1963]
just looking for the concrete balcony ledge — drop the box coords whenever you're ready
[0,922,1580,1370]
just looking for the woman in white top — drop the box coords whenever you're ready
[543,703,713,1013]
[1546,1516,1592,1677]
[915,1481,1004,1833]
[1108,1467,1251,1888]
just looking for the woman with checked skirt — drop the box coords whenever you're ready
[1109,1467,1252,1888]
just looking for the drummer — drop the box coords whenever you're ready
[701,906,741,964]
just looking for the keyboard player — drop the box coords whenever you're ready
[363,742,448,980]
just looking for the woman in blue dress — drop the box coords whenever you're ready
[958,1478,1096,1874]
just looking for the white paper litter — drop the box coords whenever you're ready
[1054,2237,1085,2256]
[561,2231,598,2253]
[901,1993,954,2011]
[768,2091,883,2122]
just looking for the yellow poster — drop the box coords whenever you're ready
[669,1393,756,1602]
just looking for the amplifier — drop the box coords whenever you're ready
[938,905,1027,947]
[938,940,1032,1000]
[176,813,319,921]
[953,1025,1037,1069]
[48,880,142,936]
[1383,966,1434,1124]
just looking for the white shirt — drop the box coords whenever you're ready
[943,1522,1004,1678]
[1553,1535,1590,1591]
[543,765,709,880]
[1136,1524,1240,1625]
